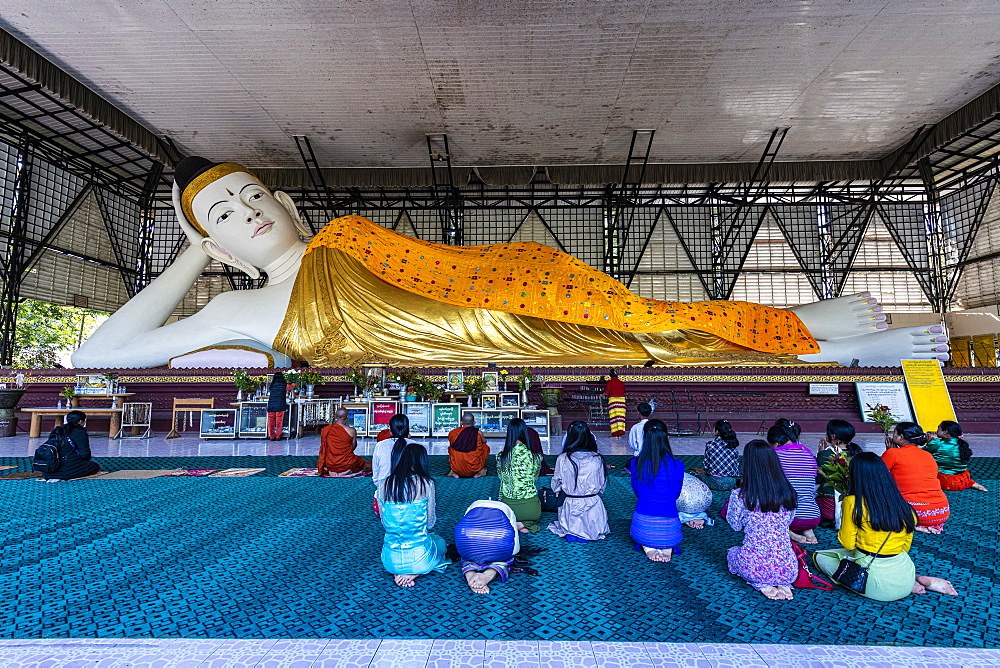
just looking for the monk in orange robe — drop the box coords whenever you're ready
[447,412,491,478]
[318,408,372,476]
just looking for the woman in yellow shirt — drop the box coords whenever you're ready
[814,453,959,601]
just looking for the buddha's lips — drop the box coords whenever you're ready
[252,221,274,237]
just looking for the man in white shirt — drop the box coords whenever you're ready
[627,403,653,454]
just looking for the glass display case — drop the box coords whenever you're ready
[466,408,520,437]
[343,403,369,434]
[369,400,398,436]
[402,402,432,437]
[199,409,237,439]
[520,409,550,438]
[237,401,269,439]
[431,403,462,437]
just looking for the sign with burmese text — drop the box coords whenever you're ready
[900,360,956,431]
[855,382,914,423]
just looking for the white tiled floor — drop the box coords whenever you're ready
[1,430,998,459]
[0,639,996,667]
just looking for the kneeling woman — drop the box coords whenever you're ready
[548,421,610,542]
[882,422,950,533]
[925,421,988,492]
[630,419,685,562]
[498,418,543,533]
[814,453,958,601]
[378,441,450,587]
[725,440,798,601]
[454,500,522,594]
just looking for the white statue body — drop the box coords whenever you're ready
[71,166,950,369]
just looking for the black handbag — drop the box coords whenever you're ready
[832,533,890,595]
[538,486,565,512]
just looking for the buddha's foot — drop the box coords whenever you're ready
[798,325,949,367]
[790,292,887,340]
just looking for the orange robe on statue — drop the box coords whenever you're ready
[448,426,491,477]
[317,423,365,475]
[273,216,821,367]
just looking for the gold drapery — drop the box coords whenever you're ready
[274,247,820,366]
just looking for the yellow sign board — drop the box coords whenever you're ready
[900,360,957,431]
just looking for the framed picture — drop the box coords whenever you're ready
[482,371,499,392]
[481,394,498,409]
[499,393,520,408]
[402,402,432,437]
[432,403,462,437]
[369,401,398,436]
[343,403,370,434]
[446,369,465,392]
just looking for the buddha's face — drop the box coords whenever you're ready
[191,171,301,268]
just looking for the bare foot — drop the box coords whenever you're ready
[912,581,927,594]
[972,482,989,492]
[685,519,705,529]
[790,531,809,544]
[393,574,418,587]
[473,469,487,478]
[801,529,818,545]
[518,525,530,534]
[915,525,944,534]
[776,585,794,600]
[917,575,959,596]
[464,570,491,594]
[642,546,672,562]
[790,292,886,340]
[446,470,459,478]
[758,586,784,600]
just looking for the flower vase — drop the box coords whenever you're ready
[237,389,244,402]
[833,490,842,530]
[520,389,528,405]
[306,384,315,398]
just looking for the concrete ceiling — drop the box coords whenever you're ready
[2,0,1000,169]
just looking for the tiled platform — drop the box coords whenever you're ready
[1,638,998,666]
[3,430,999,459]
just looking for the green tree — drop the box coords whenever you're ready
[12,299,107,368]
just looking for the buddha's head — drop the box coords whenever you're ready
[172,157,311,278]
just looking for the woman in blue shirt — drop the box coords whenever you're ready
[630,419,685,562]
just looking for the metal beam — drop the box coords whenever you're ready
[292,134,337,229]
[606,129,655,282]
[426,133,463,244]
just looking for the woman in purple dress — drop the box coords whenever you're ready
[725,439,798,601]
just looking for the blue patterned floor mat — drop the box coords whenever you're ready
[0,471,996,646]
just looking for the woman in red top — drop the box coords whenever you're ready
[604,369,627,437]
[882,422,949,534]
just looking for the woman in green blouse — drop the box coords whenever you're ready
[924,421,988,492]
[498,418,543,533]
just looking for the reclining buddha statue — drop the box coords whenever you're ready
[72,157,949,369]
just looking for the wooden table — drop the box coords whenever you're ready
[70,393,135,409]
[24,407,123,438]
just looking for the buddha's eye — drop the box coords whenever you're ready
[216,210,234,225]
[248,192,263,201]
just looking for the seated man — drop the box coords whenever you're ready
[628,402,652,455]
[447,412,490,478]
[454,500,522,594]
[317,408,371,477]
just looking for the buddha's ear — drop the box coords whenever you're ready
[274,190,313,238]
[200,237,261,280]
